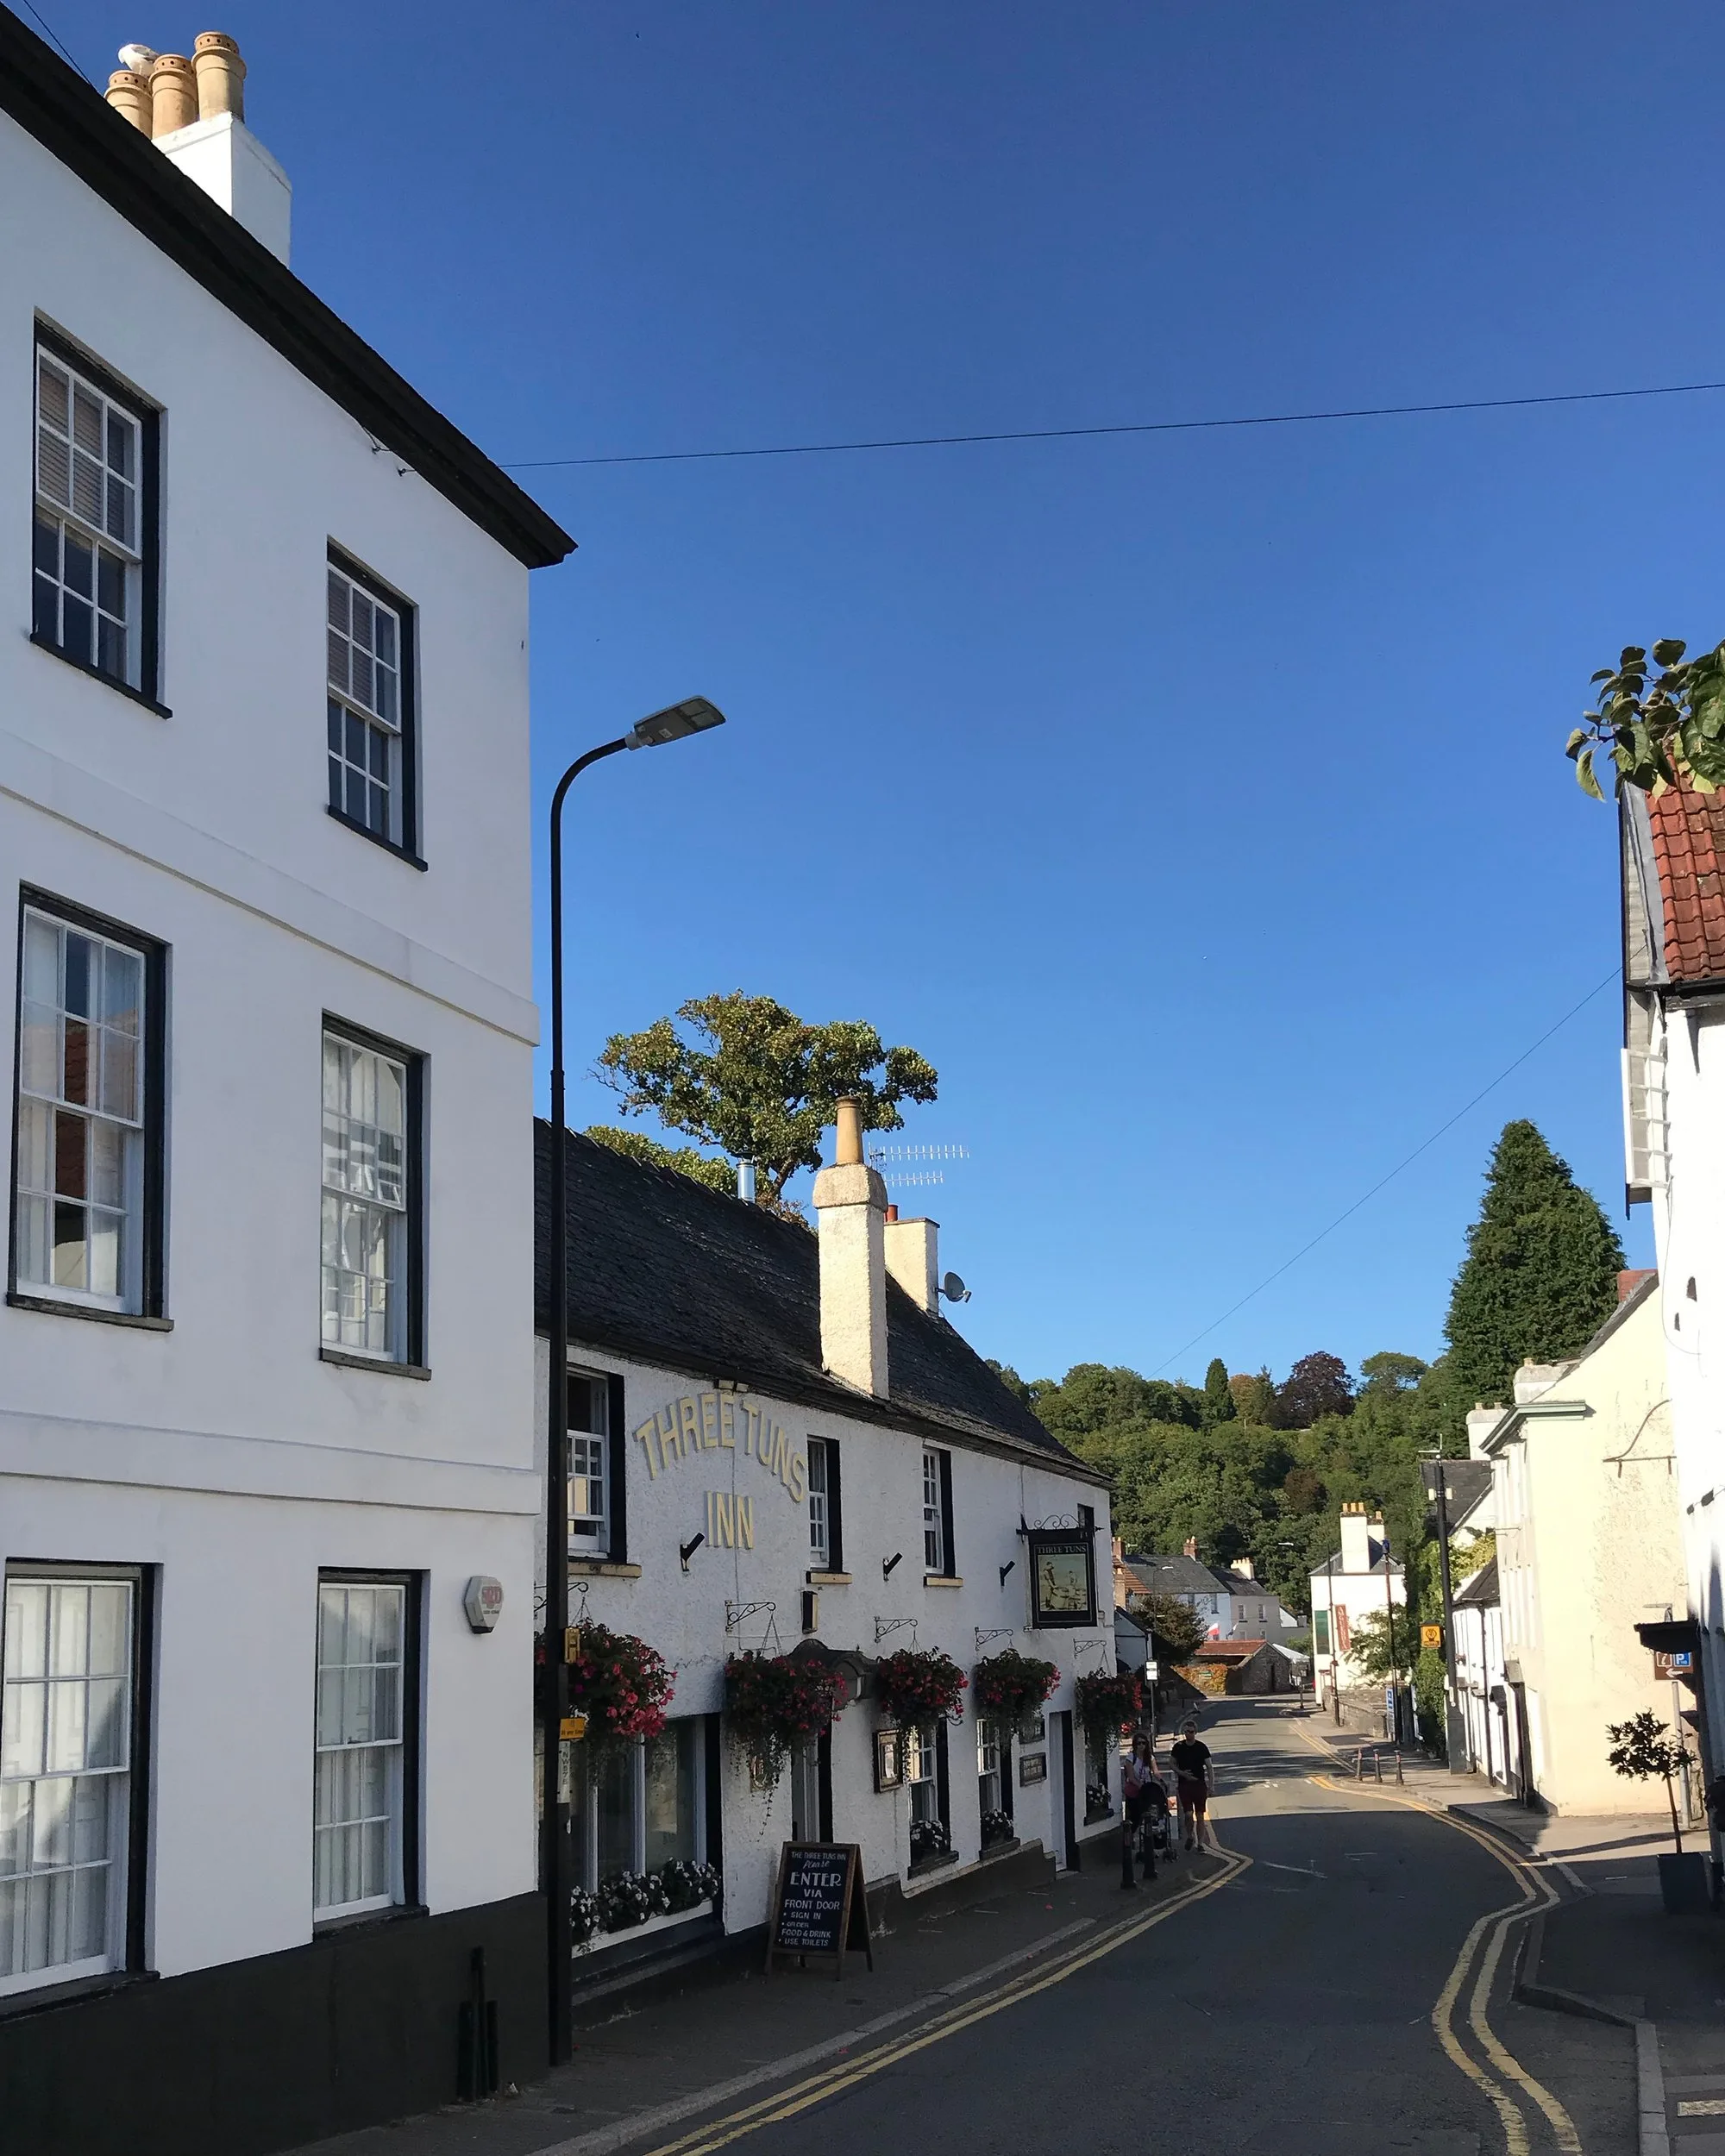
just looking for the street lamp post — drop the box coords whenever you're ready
[542,697,725,2065]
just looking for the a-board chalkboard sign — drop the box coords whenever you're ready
[764,1843,875,1978]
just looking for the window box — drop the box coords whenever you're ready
[906,1846,958,1881]
[979,1833,1021,1862]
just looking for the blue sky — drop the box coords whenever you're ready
[49,0,1720,1385]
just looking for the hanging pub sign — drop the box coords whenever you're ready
[1026,1527,1097,1628]
[764,1843,874,1978]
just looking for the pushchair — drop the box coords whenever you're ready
[1133,1776,1174,1870]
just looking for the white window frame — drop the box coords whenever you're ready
[312,1579,408,1921]
[807,1438,831,1570]
[320,1027,412,1363]
[0,1572,136,1997]
[13,906,149,1314]
[905,1722,939,1826]
[573,1719,706,1890]
[567,1370,610,1556]
[33,346,145,692]
[326,557,407,849]
[976,1718,1000,1817]
[922,1449,944,1575]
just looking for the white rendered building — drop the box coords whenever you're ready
[1308,1503,1407,1733]
[1,17,571,2150]
[536,1115,1120,1984]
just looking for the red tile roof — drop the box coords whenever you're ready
[1650,782,1725,982]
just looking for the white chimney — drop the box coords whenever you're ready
[1466,1404,1505,1459]
[1339,1502,1371,1575]
[883,1207,938,1313]
[811,1099,888,1397]
[107,35,292,266]
[1512,1360,1567,1406]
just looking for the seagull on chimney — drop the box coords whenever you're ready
[118,44,158,71]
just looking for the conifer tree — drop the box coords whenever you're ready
[1444,1120,1625,1412]
[1202,1357,1237,1425]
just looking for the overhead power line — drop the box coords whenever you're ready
[1149,965,1622,1380]
[22,0,83,73]
[502,377,1725,473]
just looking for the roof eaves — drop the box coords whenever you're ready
[2,9,574,570]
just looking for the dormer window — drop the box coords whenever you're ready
[31,335,159,705]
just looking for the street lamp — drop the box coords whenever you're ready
[541,696,725,2064]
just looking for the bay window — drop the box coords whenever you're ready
[1,1570,143,1995]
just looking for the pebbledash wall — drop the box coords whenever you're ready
[0,16,571,2154]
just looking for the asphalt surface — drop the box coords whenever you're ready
[293,1700,1640,2156]
[612,1701,1638,2156]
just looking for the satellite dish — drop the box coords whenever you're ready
[939,1271,971,1304]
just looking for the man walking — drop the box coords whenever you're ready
[1170,1717,1215,1851]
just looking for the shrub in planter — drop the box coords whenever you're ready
[875,1648,967,1727]
[973,1650,1058,1733]
[571,1884,601,1945]
[980,1808,1015,1848]
[725,1652,850,1789]
[1075,1670,1145,1753]
[661,1858,722,1914]
[1084,1782,1114,1822]
[567,1624,675,1753]
[908,1816,951,1862]
[596,1871,657,1934]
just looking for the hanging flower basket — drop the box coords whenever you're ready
[875,1647,968,1727]
[973,1650,1059,1733]
[724,1652,850,1789]
[1075,1670,1145,1753]
[566,1623,675,1755]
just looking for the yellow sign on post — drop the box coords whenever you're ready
[560,1714,587,1743]
[1421,1624,1443,1650]
[564,1626,582,1664]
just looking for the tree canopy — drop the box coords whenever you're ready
[583,1125,736,1195]
[594,992,938,1205]
[1443,1120,1624,1412]
[1272,1351,1354,1429]
[1568,639,1725,799]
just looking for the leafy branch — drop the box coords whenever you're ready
[1569,639,1725,799]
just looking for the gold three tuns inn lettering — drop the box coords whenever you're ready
[633,1393,807,1551]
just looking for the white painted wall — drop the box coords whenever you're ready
[536,1340,1119,1937]
[2,110,543,1979]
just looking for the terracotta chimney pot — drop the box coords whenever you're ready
[192,33,246,122]
[149,53,198,136]
[105,69,154,130]
[833,1097,863,1168]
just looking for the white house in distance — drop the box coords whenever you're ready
[1309,1503,1407,1732]
[1467,1281,1686,1814]
[1621,778,1725,1819]
[1117,1545,1300,1643]
[535,1106,1121,1986]
[1,18,572,2153]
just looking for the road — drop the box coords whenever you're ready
[618,1701,1638,2156]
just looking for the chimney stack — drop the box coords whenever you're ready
[105,34,292,265]
[884,1211,939,1313]
[1339,1501,1371,1575]
[811,1098,888,1397]
[1182,1536,1198,1560]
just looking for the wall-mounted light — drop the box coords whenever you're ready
[882,1552,904,1580]
[680,1533,706,1573]
[999,1560,1016,1588]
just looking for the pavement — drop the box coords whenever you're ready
[286,1699,1665,2156]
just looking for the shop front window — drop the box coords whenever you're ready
[572,1718,706,1891]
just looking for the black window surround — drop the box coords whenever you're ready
[319,1012,426,1370]
[325,544,421,867]
[313,1568,424,1924]
[31,322,162,711]
[0,1557,156,1992]
[808,1435,844,1576]
[8,887,168,1325]
[937,1449,956,1579]
[605,1371,628,1565]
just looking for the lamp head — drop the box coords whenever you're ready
[625,696,726,750]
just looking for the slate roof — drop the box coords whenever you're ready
[1455,1556,1499,1608]
[1648,781,1725,984]
[534,1123,1100,1479]
[1125,1551,1233,1598]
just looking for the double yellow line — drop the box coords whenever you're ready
[1308,1771,1583,2156]
[636,1848,1251,2156]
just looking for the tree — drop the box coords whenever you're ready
[1202,1358,1237,1426]
[1607,1710,1693,1852]
[1228,1369,1277,1424]
[1567,639,1725,799]
[1273,1352,1355,1429]
[1444,1121,1625,1413]
[1138,1591,1206,1659]
[584,1125,736,1196]
[1345,1608,1413,1683]
[1359,1352,1429,1400]
[595,993,938,1206]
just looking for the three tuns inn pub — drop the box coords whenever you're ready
[533,1105,1122,1985]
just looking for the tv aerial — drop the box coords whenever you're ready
[868,1140,969,1192]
